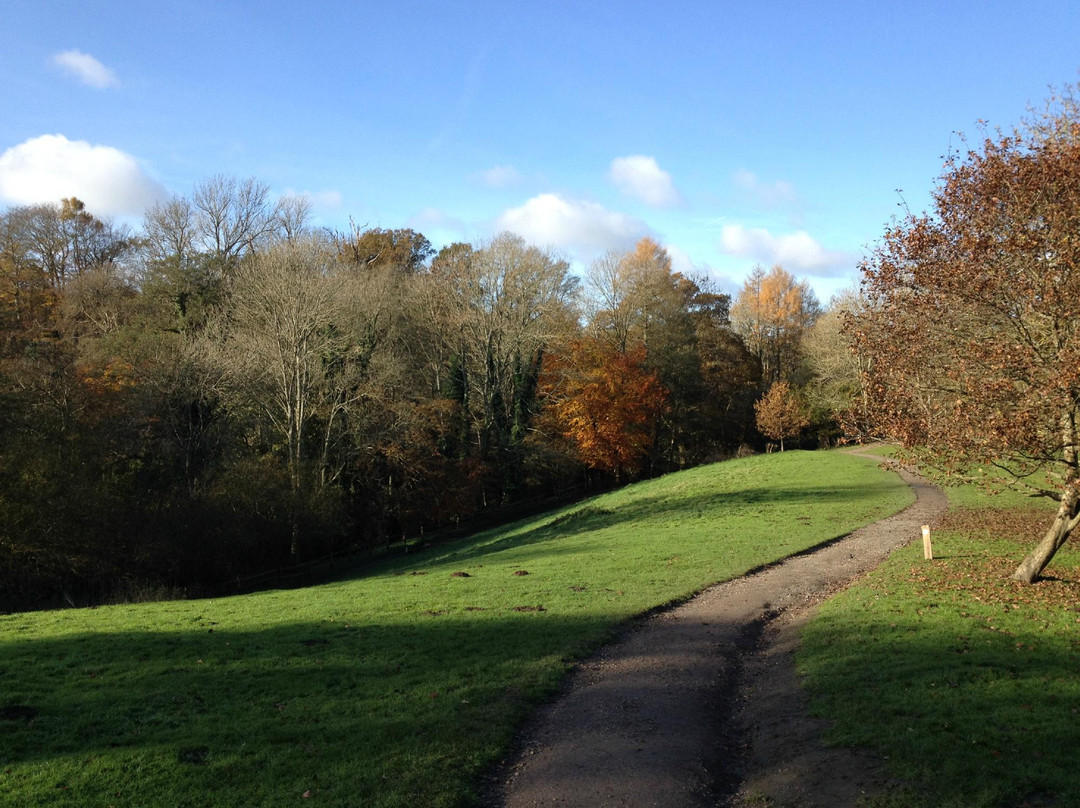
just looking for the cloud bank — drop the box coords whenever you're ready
[51,50,120,89]
[0,134,166,218]
[719,224,854,277]
[608,155,681,208]
[497,193,649,259]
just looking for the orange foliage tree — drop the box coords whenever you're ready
[754,380,809,451]
[731,264,819,384]
[542,338,667,478]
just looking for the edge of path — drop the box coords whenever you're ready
[481,449,948,808]
[723,451,947,806]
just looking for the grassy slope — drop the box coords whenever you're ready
[0,450,912,808]
[799,467,1080,807]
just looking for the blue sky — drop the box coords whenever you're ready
[2,1,1078,300]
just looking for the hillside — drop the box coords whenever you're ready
[0,450,912,808]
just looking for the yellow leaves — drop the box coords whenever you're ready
[77,359,135,395]
[731,264,819,383]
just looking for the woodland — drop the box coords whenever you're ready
[0,186,834,611]
[6,87,1077,612]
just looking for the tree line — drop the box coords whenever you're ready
[0,177,854,609]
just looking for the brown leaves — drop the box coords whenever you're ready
[754,380,809,449]
[854,93,1080,579]
[910,509,1078,611]
[541,337,667,476]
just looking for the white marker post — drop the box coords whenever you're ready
[922,525,933,560]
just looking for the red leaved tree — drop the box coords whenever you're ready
[852,89,1080,583]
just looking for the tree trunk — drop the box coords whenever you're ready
[1012,488,1078,583]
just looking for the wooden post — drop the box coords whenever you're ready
[922,525,933,560]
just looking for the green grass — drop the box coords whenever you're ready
[799,469,1080,807]
[0,450,913,808]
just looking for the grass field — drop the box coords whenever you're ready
[799,466,1080,807]
[0,450,912,808]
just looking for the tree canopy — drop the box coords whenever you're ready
[754,380,808,452]
[853,89,1080,583]
[1,181,841,608]
[731,264,819,385]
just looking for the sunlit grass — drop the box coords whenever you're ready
[800,474,1079,807]
[0,450,912,807]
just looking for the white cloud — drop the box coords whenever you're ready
[665,244,738,295]
[51,49,119,89]
[719,224,854,277]
[471,164,522,188]
[664,243,706,277]
[0,134,166,217]
[732,170,797,208]
[608,155,681,208]
[496,193,650,259]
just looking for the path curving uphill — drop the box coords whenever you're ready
[485,456,947,808]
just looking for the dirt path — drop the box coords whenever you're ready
[484,457,947,808]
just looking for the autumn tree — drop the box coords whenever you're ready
[586,236,683,352]
[542,337,667,479]
[0,206,53,335]
[427,233,578,478]
[754,380,808,451]
[0,198,132,293]
[696,321,761,447]
[731,264,820,385]
[338,224,434,272]
[585,237,750,466]
[853,90,1080,582]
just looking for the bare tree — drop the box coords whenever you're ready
[2,199,131,291]
[274,194,313,245]
[218,238,341,551]
[430,232,579,460]
[191,175,276,264]
[143,196,197,265]
[586,249,637,353]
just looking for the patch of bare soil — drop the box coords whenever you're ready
[483,456,946,808]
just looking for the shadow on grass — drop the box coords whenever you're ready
[0,611,618,807]
[3,603,1072,808]
[428,481,902,567]
[801,621,1079,807]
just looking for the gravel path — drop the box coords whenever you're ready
[485,456,947,808]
